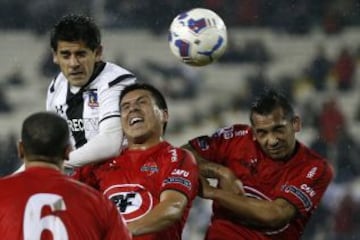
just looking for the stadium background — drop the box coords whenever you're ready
[0,0,360,239]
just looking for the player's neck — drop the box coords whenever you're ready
[128,137,164,151]
[24,155,63,171]
[25,161,62,171]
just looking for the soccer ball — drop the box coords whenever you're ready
[168,8,228,67]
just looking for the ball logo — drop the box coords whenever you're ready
[187,18,207,34]
[103,184,153,222]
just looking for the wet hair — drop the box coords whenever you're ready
[50,14,101,51]
[120,83,168,132]
[250,88,295,125]
[21,112,69,161]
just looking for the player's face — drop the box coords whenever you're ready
[52,41,102,87]
[251,107,301,161]
[120,90,167,147]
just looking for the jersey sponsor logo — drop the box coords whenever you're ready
[300,184,316,197]
[163,177,191,189]
[306,167,318,179]
[171,169,189,177]
[169,148,178,162]
[87,90,99,108]
[103,184,153,222]
[214,126,234,139]
[282,185,313,211]
[67,118,99,132]
[235,129,248,137]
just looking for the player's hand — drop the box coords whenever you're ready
[218,168,245,195]
[198,176,216,199]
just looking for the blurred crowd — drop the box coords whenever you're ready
[1,0,360,35]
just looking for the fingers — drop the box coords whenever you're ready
[233,179,245,195]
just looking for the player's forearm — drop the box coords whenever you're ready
[127,199,184,236]
[67,117,123,167]
[67,132,122,167]
[209,188,292,229]
[182,143,229,178]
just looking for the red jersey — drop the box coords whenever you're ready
[75,141,199,240]
[189,124,333,240]
[0,167,131,240]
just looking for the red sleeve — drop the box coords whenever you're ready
[276,160,333,216]
[160,148,199,201]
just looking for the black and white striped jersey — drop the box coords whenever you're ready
[46,61,136,149]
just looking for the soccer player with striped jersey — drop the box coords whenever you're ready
[183,89,333,240]
[75,83,199,239]
[13,14,136,174]
[0,112,131,240]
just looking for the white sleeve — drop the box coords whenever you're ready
[66,117,123,167]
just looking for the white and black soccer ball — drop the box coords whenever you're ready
[168,8,228,67]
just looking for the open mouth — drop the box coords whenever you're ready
[129,117,144,126]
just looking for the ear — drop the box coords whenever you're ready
[52,50,59,64]
[161,109,169,123]
[63,144,73,160]
[95,45,103,62]
[292,116,301,132]
[252,133,257,141]
[17,140,24,160]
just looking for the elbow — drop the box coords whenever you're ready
[165,202,186,223]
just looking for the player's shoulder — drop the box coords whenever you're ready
[296,143,334,178]
[96,62,136,87]
[48,73,67,94]
[299,142,329,164]
[0,174,15,186]
[160,142,197,165]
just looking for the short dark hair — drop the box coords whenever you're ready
[21,112,69,160]
[50,14,101,51]
[250,88,295,125]
[120,83,168,132]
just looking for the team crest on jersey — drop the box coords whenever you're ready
[140,161,159,176]
[104,184,153,222]
[88,90,99,108]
